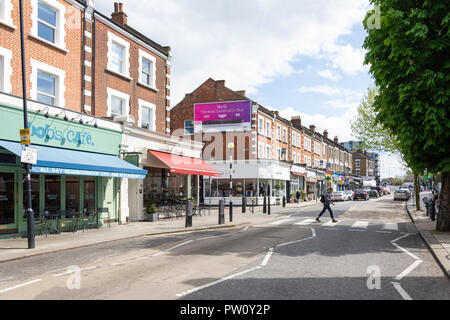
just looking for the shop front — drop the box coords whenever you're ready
[290,164,306,202]
[316,170,326,196]
[121,125,220,221]
[203,159,291,206]
[306,169,317,201]
[0,102,146,237]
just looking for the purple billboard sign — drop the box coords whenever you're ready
[194,100,252,133]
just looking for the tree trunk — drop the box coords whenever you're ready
[414,173,421,211]
[436,172,450,232]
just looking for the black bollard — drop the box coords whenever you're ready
[229,201,233,222]
[218,200,225,225]
[282,196,286,207]
[185,200,192,228]
[263,196,267,213]
[242,196,246,213]
[251,200,255,213]
[268,196,271,215]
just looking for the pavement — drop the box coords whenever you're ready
[0,200,321,264]
[406,191,450,279]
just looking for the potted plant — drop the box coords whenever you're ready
[145,197,158,222]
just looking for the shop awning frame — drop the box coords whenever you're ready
[148,150,221,177]
[0,140,147,179]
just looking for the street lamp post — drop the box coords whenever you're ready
[19,0,35,249]
[228,142,234,222]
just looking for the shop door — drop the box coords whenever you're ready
[0,172,17,234]
[101,178,116,223]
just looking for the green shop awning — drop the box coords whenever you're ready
[0,140,147,179]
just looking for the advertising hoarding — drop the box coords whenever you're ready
[194,100,251,133]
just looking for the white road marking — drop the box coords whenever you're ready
[240,226,249,232]
[351,221,369,229]
[383,222,398,231]
[295,218,317,225]
[349,229,365,232]
[277,228,316,247]
[394,260,423,281]
[152,240,193,257]
[175,266,261,297]
[53,266,96,277]
[322,220,341,227]
[391,242,421,261]
[0,279,42,294]
[392,282,412,300]
[376,231,392,234]
[261,248,274,266]
[270,218,294,225]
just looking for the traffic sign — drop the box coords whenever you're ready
[20,128,31,145]
[21,147,38,165]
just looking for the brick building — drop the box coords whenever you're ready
[171,78,354,205]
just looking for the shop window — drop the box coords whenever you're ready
[0,172,14,225]
[44,175,60,214]
[184,120,194,135]
[65,176,80,213]
[83,177,96,213]
[245,180,256,197]
[205,179,218,197]
[23,174,40,217]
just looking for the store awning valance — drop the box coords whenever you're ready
[0,140,147,179]
[148,150,221,177]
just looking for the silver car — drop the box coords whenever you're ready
[394,188,411,201]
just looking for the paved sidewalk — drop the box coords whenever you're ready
[0,202,321,264]
[406,191,450,278]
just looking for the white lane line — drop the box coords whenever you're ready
[383,222,398,231]
[295,218,317,225]
[376,231,392,234]
[391,242,421,261]
[0,279,42,294]
[351,220,369,229]
[270,218,294,225]
[277,228,316,248]
[392,282,412,300]
[394,260,423,281]
[175,266,261,297]
[152,240,193,257]
[323,227,339,230]
[53,266,97,277]
[261,248,274,266]
[349,229,365,232]
[240,226,249,232]
[391,234,411,243]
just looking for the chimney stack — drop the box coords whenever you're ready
[323,129,328,139]
[112,2,127,26]
[291,115,301,129]
[274,110,279,117]
[235,90,246,97]
[334,136,339,144]
[309,125,316,132]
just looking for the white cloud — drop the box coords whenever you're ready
[95,0,370,105]
[318,69,341,81]
[297,85,360,97]
[321,44,369,75]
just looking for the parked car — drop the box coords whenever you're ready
[331,191,345,201]
[368,189,379,198]
[394,188,411,201]
[343,190,354,201]
[353,189,369,201]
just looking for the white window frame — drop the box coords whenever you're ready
[356,168,360,175]
[292,151,296,163]
[323,144,326,155]
[138,99,156,131]
[258,142,264,159]
[106,87,130,117]
[307,157,311,167]
[31,0,66,50]
[277,147,281,161]
[355,159,360,167]
[0,46,12,94]
[266,120,271,137]
[276,125,281,140]
[138,49,157,90]
[30,59,65,107]
[0,0,14,28]
[107,31,130,78]
[258,116,264,135]
[282,128,287,143]
[266,145,271,159]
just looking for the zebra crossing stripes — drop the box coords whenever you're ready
[382,222,399,231]
[295,218,317,226]
[351,221,369,229]
[270,218,294,225]
[322,220,341,227]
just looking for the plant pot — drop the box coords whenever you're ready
[146,212,158,222]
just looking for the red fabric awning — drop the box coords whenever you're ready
[148,150,221,177]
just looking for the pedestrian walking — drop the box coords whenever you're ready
[316,188,338,223]
[296,190,300,203]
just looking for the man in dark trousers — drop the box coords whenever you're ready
[316,188,338,223]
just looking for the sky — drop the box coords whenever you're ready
[95,0,407,178]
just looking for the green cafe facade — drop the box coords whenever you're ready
[0,101,146,238]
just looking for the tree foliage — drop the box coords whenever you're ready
[351,87,400,153]
[363,0,450,174]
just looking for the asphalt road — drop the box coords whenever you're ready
[0,195,448,300]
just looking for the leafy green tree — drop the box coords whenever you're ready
[363,0,450,231]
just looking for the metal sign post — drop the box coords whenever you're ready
[19,0,35,249]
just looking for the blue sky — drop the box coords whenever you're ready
[95,0,406,178]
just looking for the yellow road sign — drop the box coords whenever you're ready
[20,129,31,145]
